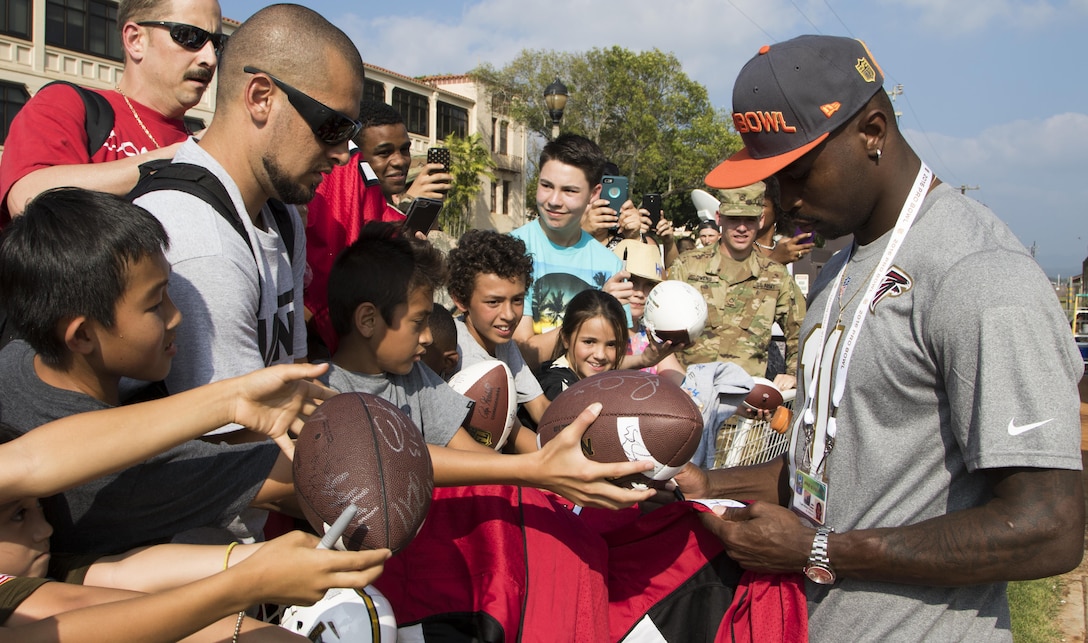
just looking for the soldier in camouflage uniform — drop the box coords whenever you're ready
[668,190,806,389]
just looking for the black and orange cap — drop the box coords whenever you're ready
[706,35,885,189]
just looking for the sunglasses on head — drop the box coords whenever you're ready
[137,21,228,57]
[244,66,362,147]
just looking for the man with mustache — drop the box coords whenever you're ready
[132,4,363,442]
[0,0,225,223]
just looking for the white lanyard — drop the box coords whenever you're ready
[800,164,933,470]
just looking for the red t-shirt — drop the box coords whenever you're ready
[305,153,405,352]
[0,84,189,224]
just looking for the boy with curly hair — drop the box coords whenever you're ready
[447,230,548,447]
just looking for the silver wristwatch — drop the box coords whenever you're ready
[803,527,836,584]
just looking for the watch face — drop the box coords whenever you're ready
[805,564,835,585]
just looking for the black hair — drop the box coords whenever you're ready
[0,188,168,365]
[357,100,405,131]
[551,289,628,370]
[327,222,447,337]
[539,134,607,188]
[427,304,457,352]
[447,229,533,308]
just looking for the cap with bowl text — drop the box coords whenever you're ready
[706,35,884,189]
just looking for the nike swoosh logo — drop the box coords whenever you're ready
[1007,418,1054,436]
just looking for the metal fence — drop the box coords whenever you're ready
[711,389,796,469]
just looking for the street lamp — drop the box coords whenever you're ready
[544,77,568,140]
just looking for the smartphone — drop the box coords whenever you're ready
[641,193,663,227]
[402,197,443,236]
[601,175,628,213]
[794,226,815,245]
[427,147,451,173]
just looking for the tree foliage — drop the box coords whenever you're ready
[442,132,496,238]
[472,46,740,229]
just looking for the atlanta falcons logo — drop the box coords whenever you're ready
[869,267,912,312]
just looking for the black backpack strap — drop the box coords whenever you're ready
[266,199,295,262]
[128,159,256,258]
[41,81,114,156]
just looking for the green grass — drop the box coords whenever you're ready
[1009,577,1065,643]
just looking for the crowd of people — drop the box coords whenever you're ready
[0,0,1080,640]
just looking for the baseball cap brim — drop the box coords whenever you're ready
[705,132,828,189]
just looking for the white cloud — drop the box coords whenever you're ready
[333,0,805,106]
[905,112,1088,275]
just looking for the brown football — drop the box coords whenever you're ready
[448,360,516,450]
[741,377,784,416]
[536,371,702,490]
[293,392,434,552]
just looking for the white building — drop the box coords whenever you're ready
[0,0,528,230]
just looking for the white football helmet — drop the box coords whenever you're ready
[279,586,397,642]
[690,189,722,222]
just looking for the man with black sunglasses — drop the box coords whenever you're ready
[132,4,363,446]
[0,0,225,223]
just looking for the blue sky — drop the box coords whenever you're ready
[221,0,1088,278]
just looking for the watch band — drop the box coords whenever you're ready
[804,527,836,584]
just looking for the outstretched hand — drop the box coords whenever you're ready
[697,500,813,573]
[639,332,689,368]
[230,363,336,458]
[534,402,656,509]
[234,531,390,606]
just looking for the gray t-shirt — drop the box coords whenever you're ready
[133,139,307,435]
[318,361,471,447]
[0,341,280,555]
[791,184,1082,641]
[453,318,544,404]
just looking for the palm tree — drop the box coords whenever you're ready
[440,132,496,238]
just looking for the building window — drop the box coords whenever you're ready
[392,88,428,136]
[363,79,385,103]
[491,117,497,152]
[0,81,28,144]
[0,0,31,39]
[46,0,122,61]
[498,121,508,155]
[436,100,467,140]
[502,179,511,215]
[490,181,497,214]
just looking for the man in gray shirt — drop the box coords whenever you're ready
[134,4,364,437]
[680,35,1083,641]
